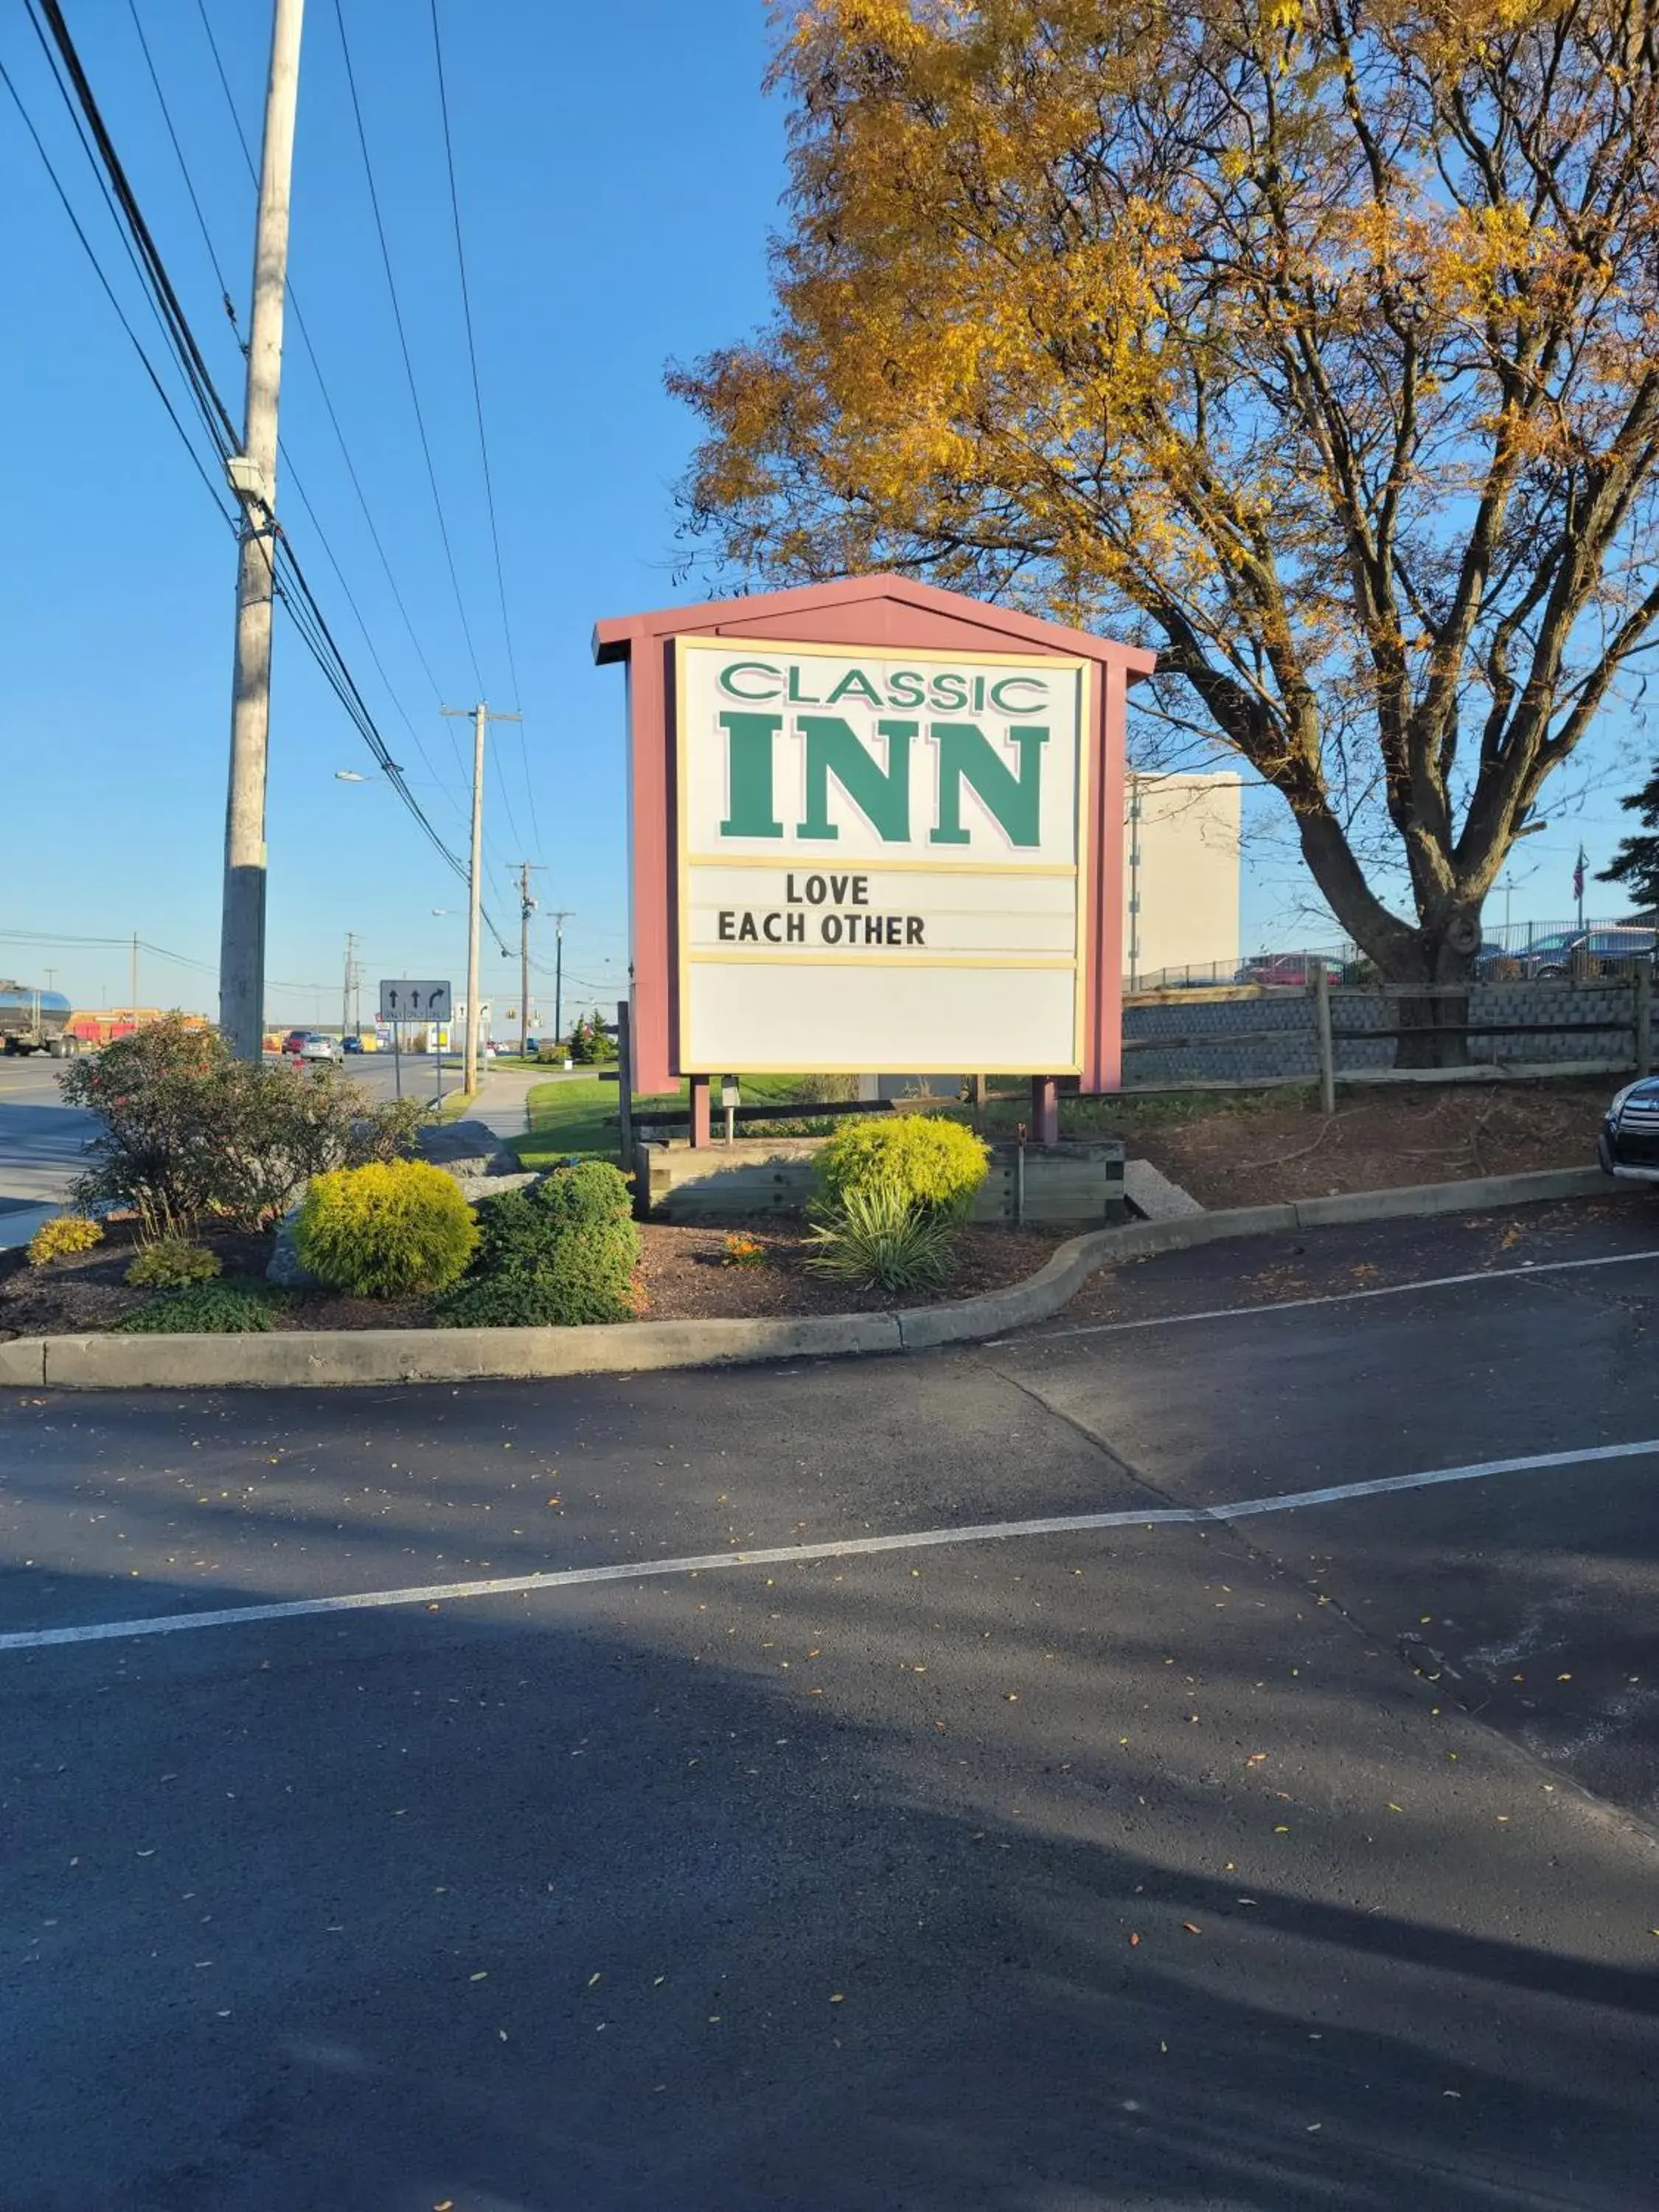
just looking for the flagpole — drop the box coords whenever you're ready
[1575,846,1586,934]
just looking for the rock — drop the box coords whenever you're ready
[451,1172,539,1203]
[267,1208,327,1290]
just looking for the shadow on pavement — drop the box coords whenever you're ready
[4,1528,1657,2212]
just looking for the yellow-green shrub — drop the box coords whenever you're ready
[27,1214,103,1266]
[293,1160,477,1297]
[125,1239,221,1288]
[816,1114,990,1220]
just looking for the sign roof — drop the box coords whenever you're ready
[592,571,1157,678]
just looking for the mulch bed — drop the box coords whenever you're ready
[634,1219,1062,1320]
[0,1214,1067,1338]
[1133,1078,1613,1211]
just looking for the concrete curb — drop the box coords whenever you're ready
[0,1164,1620,1391]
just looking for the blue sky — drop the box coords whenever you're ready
[1,1,1649,1023]
[1,0,782,1024]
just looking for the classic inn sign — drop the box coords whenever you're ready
[593,575,1155,1101]
[678,638,1087,1074]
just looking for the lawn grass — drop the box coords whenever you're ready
[508,1071,869,1166]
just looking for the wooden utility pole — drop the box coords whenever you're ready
[442,703,520,1093]
[219,0,305,1060]
[513,862,543,1060]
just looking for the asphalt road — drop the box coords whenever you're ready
[3,1200,1658,2210]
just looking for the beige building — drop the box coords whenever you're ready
[1125,772,1243,987]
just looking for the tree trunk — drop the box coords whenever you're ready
[1293,815,1484,1071]
[1379,913,1482,1070]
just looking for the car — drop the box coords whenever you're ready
[1510,928,1657,980]
[1234,953,1345,988]
[1599,1077,1659,1180]
[339,1034,364,1053]
[278,1029,307,1056]
[288,1031,338,1062]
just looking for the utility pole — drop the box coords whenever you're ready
[442,703,520,1094]
[130,932,139,1009]
[548,909,574,1051]
[512,864,543,1060]
[219,0,305,1060]
[341,930,358,1038]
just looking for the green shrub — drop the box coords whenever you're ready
[529,1160,633,1227]
[804,1184,958,1293]
[294,1160,478,1297]
[115,1282,283,1333]
[437,1221,639,1327]
[27,1213,104,1266]
[125,1239,221,1287]
[817,1113,990,1220]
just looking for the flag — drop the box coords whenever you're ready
[1572,846,1586,902]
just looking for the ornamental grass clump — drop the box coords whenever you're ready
[803,1181,959,1294]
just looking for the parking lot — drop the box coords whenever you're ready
[3,1196,1658,2210]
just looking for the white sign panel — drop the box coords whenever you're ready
[675,638,1089,1073]
[378,978,451,1023]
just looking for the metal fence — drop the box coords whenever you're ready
[1120,972,1650,1093]
[1130,914,1657,993]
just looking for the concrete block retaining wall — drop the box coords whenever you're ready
[1121,982,1636,1085]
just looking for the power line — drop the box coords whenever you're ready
[192,0,467,751]
[0,55,235,530]
[330,0,490,701]
[125,0,238,335]
[18,0,504,947]
[428,0,541,854]
[192,0,519,884]
[119,2,467,839]
[31,0,237,457]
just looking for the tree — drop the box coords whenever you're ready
[1599,759,1659,909]
[672,0,1659,1059]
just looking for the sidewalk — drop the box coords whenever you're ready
[430,1065,545,1148]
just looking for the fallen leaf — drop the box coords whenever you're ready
[588,1972,601,1988]
[830,1992,844,2003]
[470,1972,488,1983]
[1129,1933,1141,1947]
[1182,1922,1202,1935]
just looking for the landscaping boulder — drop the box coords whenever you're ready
[267,1206,326,1290]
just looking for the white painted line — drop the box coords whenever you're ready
[4,1437,1657,1658]
[1005,1245,1659,1346]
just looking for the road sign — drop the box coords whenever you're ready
[378,979,451,1023]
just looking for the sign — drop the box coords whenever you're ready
[378,979,451,1023]
[675,638,1089,1074]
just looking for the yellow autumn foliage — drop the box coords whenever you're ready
[674,0,1659,984]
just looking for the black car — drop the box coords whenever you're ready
[1598,1078,1659,1181]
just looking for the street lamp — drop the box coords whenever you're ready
[335,765,404,783]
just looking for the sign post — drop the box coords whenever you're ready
[379,981,452,1110]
